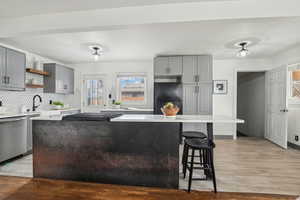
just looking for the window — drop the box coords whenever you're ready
[291,70,300,98]
[83,75,106,107]
[116,74,147,105]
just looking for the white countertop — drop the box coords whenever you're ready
[0,113,26,119]
[32,115,64,121]
[111,114,245,123]
[100,108,153,112]
[0,108,80,120]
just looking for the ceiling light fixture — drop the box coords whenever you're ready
[236,42,250,58]
[89,45,104,61]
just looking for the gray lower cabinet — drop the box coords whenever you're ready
[182,55,212,84]
[154,56,183,76]
[183,84,199,115]
[44,63,74,94]
[26,114,40,152]
[0,117,27,163]
[198,83,212,114]
[0,46,26,91]
[183,83,212,115]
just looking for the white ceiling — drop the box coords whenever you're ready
[2,17,300,64]
[0,0,235,18]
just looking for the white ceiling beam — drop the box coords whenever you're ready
[0,0,300,38]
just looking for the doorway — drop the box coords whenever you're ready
[237,72,266,138]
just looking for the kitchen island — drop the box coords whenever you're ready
[32,113,243,189]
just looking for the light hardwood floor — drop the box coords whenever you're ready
[182,138,300,195]
[0,138,299,195]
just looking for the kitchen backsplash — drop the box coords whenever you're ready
[0,89,67,113]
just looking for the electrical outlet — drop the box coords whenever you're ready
[295,135,299,142]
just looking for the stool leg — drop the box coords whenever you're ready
[188,149,195,192]
[205,149,212,178]
[181,141,186,166]
[199,149,203,166]
[209,149,217,193]
[183,145,189,178]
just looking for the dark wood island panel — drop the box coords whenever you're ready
[33,120,179,188]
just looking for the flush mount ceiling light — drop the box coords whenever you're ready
[89,45,104,61]
[225,38,260,58]
[236,42,250,58]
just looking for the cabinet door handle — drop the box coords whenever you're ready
[2,76,6,84]
[280,109,289,113]
[7,76,10,84]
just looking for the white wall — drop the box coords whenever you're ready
[72,60,153,111]
[237,72,265,138]
[0,43,75,112]
[213,59,273,137]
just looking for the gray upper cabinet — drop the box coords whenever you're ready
[0,46,25,91]
[197,55,212,82]
[44,63,74,94]
[182,56,198,83]
[6,49,26,90]
[0,47,5,88]
[154,56,182,76]
[182,55,212,83]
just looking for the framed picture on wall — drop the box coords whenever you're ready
[213,80,228,94]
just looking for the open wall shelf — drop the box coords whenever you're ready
[26,84,44,88]
[26,68,49,76]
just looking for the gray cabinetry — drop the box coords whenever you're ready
[197,83,212,114]
[197,55,212,82]
[0,47,5,88]
[182,55,212,83]
[6,49,26,90]
[183,84,198,115]
[183,83,212,115]
[0,117,27,162]
[182,56,198,83]
[0,46,25,91]
[154,56,182,76]
[44,63,74,94]
[26,114,40,152]
[182,55,213,132]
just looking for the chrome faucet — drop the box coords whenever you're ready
[33,95,42,112]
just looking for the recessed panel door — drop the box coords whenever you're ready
[266,66,288,149]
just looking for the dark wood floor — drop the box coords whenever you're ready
[0,176,297,200]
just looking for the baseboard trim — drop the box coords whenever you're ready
[214,135,234,140]
[288,142,300,150]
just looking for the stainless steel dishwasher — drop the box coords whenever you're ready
[0,117,27,163]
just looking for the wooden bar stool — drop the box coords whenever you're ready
[182,138,217,193]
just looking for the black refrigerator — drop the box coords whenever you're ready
[154,82,183,115]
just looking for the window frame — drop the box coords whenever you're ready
[116,73,148,106]
[81,74,107,108]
